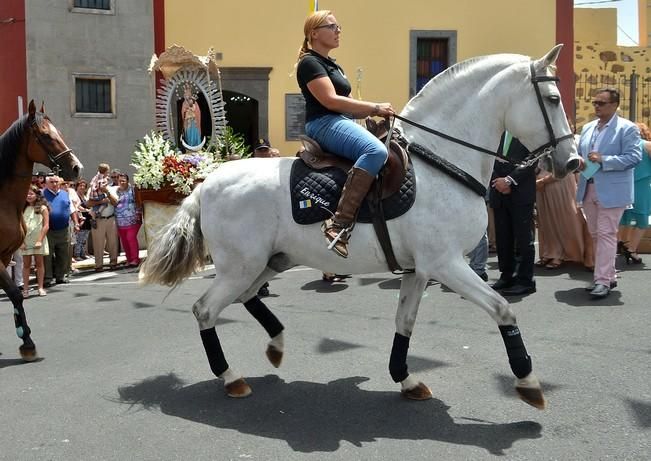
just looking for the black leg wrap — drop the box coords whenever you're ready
[499,325,532,379]
[243,297,284,338]
[13,303,32,341]
[200,328,229,377]
[389,333,410,383]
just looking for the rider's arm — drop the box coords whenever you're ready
[306,76,393,118]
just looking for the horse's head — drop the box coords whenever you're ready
[505,45,580,178]
[26,100,83,181]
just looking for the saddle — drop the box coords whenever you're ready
[297,118,409,199]
[291,118,416,272]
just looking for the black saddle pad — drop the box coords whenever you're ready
[289,158,416,225]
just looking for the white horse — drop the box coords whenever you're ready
[140,45,579,409]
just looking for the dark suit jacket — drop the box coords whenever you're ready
[489,135,537,207]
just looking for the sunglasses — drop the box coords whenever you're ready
[316,23,342,32]
[592,100,613,107]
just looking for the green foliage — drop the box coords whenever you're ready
[208,126,252,160]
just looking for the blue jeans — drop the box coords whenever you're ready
[306,114,388,175]
[467,231,488,275]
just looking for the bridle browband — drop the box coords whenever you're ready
[393,61,575,168]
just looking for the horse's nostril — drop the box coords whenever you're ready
[566,158,580,172]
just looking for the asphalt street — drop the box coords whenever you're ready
[1,255,649,461]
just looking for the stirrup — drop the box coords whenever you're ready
[322,220,351,258]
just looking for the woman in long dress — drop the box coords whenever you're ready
[535,169,594,270]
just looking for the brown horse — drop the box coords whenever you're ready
[0,100,82,361]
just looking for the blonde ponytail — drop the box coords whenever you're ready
[297,37,310,62]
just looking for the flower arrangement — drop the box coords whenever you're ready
[131,130,250,195]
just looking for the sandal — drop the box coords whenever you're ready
[535,258,550,267]
[545,259,563,269]
[322,272,345,282]
[38,288,47,297]
[628,252,643,265]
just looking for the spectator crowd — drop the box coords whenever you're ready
[6,164,142,298]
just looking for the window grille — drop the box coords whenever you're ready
[75,78,112,113]
[416,38,448,92]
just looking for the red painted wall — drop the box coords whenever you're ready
[0,0,27,131]
[556,0,575,122]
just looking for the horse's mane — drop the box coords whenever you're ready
[408,53,531,107]
[0,113,43,186]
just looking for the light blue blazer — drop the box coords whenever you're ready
[576,115,642,208]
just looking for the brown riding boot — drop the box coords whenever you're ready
[323,167,376,258]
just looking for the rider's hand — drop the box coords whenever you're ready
[372,103,394,118]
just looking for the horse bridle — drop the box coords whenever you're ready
[30,118,75,175]
[392,61,575,167]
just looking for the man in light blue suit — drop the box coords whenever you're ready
[576,88,642,299]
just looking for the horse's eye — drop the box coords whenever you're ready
[548,95,560,105]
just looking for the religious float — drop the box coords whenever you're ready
[133,45,249,246]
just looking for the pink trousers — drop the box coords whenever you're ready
[582,184,626,285]
[117,223,141,265]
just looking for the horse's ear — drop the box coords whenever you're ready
[28,99,36,121]
[535,44,563,71]
[40,101,45,113]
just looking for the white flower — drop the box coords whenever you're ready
[131,131,223,194]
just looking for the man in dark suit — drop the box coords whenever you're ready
[489,133,537,296]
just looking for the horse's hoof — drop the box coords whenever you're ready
[19,345,38,362]
[225,378,252,398]
[516,385,546,409]
[515,373,546,409]
[266,344,283,368]
[401,382,433,400]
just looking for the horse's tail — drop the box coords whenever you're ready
[139,183,205,287]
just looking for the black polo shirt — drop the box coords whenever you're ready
[296,50,352,122]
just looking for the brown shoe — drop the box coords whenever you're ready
[323,167,375,258]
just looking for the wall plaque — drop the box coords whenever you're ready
[285,93,306,140]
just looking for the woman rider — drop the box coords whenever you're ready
[296,10,394,258]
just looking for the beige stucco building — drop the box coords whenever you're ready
[161,0,570,156]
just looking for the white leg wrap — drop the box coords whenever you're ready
[269,331,284,352]
[220,368,242,385]
[400,374,420,391]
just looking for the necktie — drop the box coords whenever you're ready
[502,132,513,156]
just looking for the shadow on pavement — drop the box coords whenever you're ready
[554,288,624,307]
[115,373,542,455]
[0,356,44,369]
[301,280,349,293]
